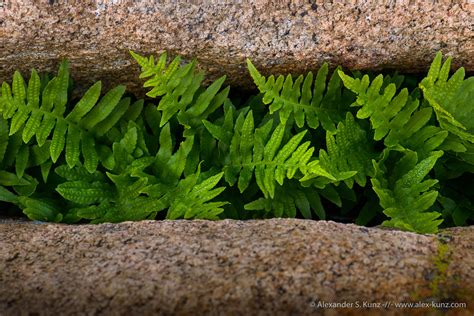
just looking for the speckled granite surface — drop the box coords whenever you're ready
[0,1,473,96]
[0,219,473,315]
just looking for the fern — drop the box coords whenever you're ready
[56,165,226,223]
[0,61,132,173]
[338,70,448,159]
[301,113,377,189]
[420,52,474,143]
[0,118,52,181]
[0,51,472,234]
[55,123,226,222]
[371,150,444,233]
[419,52,474,168]
[0,186,63,222]
[56,169,163,223]
[204,109,315,198]
[130,51,229,130]
[160,168,227,220]
[247,60,351,131]
[244,180,325,219]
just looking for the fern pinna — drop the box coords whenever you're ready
[0,51,472,233]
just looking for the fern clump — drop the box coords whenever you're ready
[0,51,472,234]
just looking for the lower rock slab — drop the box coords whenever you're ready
[0,219,473,315]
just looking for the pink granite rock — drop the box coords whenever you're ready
[0,1,473,96]
[0,219,473,315]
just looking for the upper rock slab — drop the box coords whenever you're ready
[0,1,473,95]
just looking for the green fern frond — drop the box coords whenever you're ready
[131,51,229,129]
[205,109,315,198]
[247,59,351,131]
[55,154,164,223]
[0,183,62,222]
[0,170,32,187]
[55,164,106,182]
[0,61,133,173]
[164,169,227,220]
[56,180,113,205]
[302,113,376,188]
[244,181,325,219]
[420,52,474,156]
[153,123,195,185]
[0,118,54,182]
[0,185,19,204]
[338,70,448,158]
[18,196,63,222]
[0,117,9,161]
[372,150,444,233]
[58,176,166,224]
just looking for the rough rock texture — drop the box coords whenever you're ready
[0,1,473,96]
[1,219,473,315]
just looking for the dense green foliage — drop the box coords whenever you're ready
[0,52,472,233]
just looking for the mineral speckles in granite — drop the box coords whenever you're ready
[1,219,473,315]
[0,1,473,96]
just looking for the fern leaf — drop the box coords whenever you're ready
[39,77,57,113]
[420,52,474,146]
[123,99,145,123]
[65,126,81,168]
[206,110,315,198]
[12,71,26,106]
[55,165,106,182]
[0,118,8,161]
[57,164,166,224]
[56,180,113,204]
[50,120,67,162]
[9,103,29,136]
[131,51,228,129]
[371,150,444,233]
[18,196,63,222]
[339,70,448,158]
[153,123,195,184]
[94,97,131,136]
[15,145,29,178]
[0,170,30,186]
[247,59,349,130]
[302,113,376,188]
[53,60,70,111]
[22,111,42,143]
[81,133,99,173]
[57,163,225,222]
[66,81,102,123]
[26,69,41,109]
[1,133,21,168]
[74,203,109,220]
[0,62,131,172]
[0,186,19,203]
[244,182,326,219]
[178,77,227,124]
[81,85,126,130]
[166,171,227,220]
